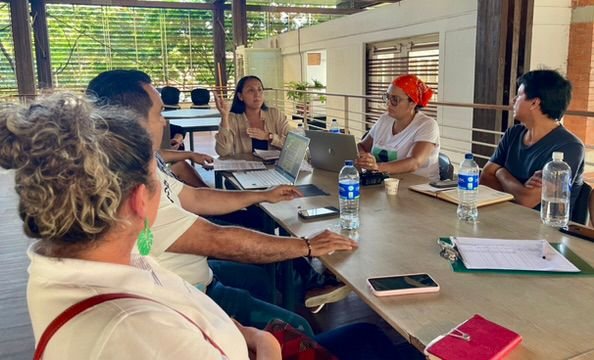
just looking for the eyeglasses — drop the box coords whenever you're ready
[382,93,407,106]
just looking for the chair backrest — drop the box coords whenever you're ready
[161,86,181,106]
[438,152,454,180]
[191,88,210,106]
[571,182,592,225]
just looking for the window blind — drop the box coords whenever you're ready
[365,35,439,129]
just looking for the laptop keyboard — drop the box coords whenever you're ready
[234,169,291,187]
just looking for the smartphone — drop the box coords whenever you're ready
[429,180,458,189]
[560,224,594,243]
[367,273,440,297]
[298,206,340,221]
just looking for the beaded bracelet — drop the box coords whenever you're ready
[302,237,312,257]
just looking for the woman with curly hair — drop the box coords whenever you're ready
[1,93,279,359]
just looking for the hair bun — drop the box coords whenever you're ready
[0,107,29,170]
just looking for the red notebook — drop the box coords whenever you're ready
[424,314,522,360]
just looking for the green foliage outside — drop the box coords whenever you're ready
[0,3,338,96]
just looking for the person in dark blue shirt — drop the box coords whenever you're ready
[480,69,584,210]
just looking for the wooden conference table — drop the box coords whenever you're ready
[254,170,594,360]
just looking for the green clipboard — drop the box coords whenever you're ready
[439,237,594,276]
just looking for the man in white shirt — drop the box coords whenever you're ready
[87,70,358,333]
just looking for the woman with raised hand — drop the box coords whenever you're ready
[357,74,440,181]
[0,93,279,359]
[214,75,290,156]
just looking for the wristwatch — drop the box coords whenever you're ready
[268,133,273,141]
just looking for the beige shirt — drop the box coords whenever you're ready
[215,107,290,157]
[27,245,248,359]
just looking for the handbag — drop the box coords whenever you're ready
[33,293,227,360]
[265,319,337,360]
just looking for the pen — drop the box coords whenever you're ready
[541,241,548,260]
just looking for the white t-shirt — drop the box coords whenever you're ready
[27,245,248,359]
[368,111,440,181]
[152,170,213,289]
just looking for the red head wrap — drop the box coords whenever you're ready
[392,75,433,107]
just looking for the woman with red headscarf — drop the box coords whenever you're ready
[356,74,440,181]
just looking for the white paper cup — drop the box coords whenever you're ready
[384,178,400,195]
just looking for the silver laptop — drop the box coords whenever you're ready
[306,130,359,172]
[232,132,310,189]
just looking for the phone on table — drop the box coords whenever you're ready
[298,206,340,221]
[367,273,440,297]
[560,224,594,242]
[429,180,458,189]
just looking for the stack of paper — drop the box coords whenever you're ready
[253,149,281,161]
[452,237,580,272]
[213,159,267,171]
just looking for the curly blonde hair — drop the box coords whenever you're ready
[0,92,154,258]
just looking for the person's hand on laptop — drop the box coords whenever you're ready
[263,185,303,203]
[308,230,359,256]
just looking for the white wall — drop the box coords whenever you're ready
[253,0,571,164]
[530,0,572,73]
[254,0,478,157]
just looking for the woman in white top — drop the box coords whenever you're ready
[0,93,280,359]
[357,74,440,181]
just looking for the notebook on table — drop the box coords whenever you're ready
[232,132,310,190]
[305,130,359,172]
[424,314,522,360]
[409,184,514,208]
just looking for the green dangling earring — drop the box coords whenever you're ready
[137,218,153,256]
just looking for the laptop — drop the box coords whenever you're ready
[305,130,359,172]
[232,132,310,189]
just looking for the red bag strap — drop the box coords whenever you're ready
[33,292,227,360]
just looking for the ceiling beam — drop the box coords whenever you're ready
[43,0,362,15]
[44,0,215,10]
[239,5,360,15]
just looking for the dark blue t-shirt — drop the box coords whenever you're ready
[490,124,585,209]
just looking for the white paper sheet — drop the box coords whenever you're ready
[453,237,580,272]
[213,159,267,171]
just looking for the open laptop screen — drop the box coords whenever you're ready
[276,132,310,182]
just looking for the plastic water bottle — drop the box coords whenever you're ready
[329,119,341,133]
[339,160,360,230]
[541,152,571,227]
[292,122,310,162]
[293,122,306,136]
[457,153,479,222]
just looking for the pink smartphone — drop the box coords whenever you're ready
[367,273,440,297]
